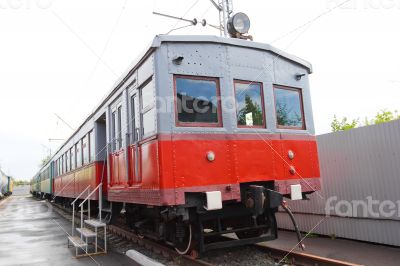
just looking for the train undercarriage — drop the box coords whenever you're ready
[46,181,305,257]
[123,182,284,256]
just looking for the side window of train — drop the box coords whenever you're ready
[117,106,122,148]
[174,75,222,127]
[273,85,306,130]
[71,147,75,170]
[89,130,95,162]
[66,150,70,173]
[140,79,156,137]
[111,111,116,151]
[130,94,137,142]
[61,154,65,175]
[83,135,89,165]
[234,80,265,128]
[111,106,122,151]
[76,140,82,168]
[57,159,60,176]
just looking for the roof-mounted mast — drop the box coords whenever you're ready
[153,0,252,40]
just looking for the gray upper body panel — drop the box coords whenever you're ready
[154,36,315,136]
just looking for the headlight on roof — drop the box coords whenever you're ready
[227,12,251,37]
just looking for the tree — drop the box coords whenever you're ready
[331,115,358,132]
[276,102,302,127]
[371,109,400,125]
[14,180,30,186]
[237,95,263,126]
[39,155,51,168]
[331,109,400,132]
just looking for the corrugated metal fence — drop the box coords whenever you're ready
[276,119,400,246]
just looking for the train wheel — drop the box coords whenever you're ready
[174,223,194,255]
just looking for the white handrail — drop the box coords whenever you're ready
[71,185,91,236]
[79,183,102,207]
[71,185,91,205]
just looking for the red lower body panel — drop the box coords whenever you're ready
[53,161,106,200]
[107,133,321,205]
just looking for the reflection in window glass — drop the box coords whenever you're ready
[141,80,154,110]
[89,131,95,162]
[71,147,75,170]
[82,135,89,165]
[54,161,57,177]
[142,108,156,136]
[117,106,122,149]
[130,95,136,143]
[111,111,116,151]
[66,151,70,173]
[235,81,265,127]
[61,155,65,175]
[175,76,220,124]
[274,87,304,129]
[76,141,82,168]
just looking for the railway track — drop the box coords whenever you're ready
[254,244,363,266]
[46,199,362,266]
[48,201,211,265]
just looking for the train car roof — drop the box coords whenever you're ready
[153,35,312,72]
[35,35,312,175]
[110,35,312,98]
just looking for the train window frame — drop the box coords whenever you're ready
[111,102,123,152]
[273,85,306,130]
[89,130,95,163]
[234,80,266,128]
[117,106,122,149]
[140,78,156,138]
[58,159,61,176]
[130,93,137,143]
[173,75,223,128]
[82,135,89,165]
[76,140,82,168]
[61,154,65,175]
[71,146,75,170]
[66,150,70,173]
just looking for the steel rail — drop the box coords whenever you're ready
[255,244,364,266]
[49,201,211,266]
[49,199,361,266]
[108,225,213,266]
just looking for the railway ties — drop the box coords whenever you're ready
[50,201,211,265]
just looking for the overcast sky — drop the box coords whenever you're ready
[0,0,399,180]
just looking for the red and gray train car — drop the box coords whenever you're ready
[31,35,320,254]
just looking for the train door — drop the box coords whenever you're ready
[110,103,127,186]
[128,92,141,185]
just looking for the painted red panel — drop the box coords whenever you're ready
[140,140,160,188]
[53,161,105,200]
[107,133,320,206]
[281,139,317,180]
[127,145,136,186]
[234,139,283,183]
[109,149,127,186]
[171,138,231,187]
[142,134,320,189]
